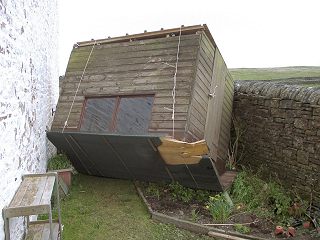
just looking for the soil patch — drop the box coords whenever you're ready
[139,182,319,240]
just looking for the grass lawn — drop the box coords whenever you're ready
[59,174,211,240]
[230,66,320,80]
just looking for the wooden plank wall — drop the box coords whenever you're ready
[52,34,200,138]
[185,32,215,140]
[217,71,234,167]
[204,48,228,174]
[188,32,233,175]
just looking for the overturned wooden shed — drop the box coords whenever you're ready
[48,25,235,191]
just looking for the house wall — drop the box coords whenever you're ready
[52,34,200,140]
[234,81,320,201]
[0,0,58,239]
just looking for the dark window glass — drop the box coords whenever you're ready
[115,96,153,134]
[80,98,116,133]
[80,95,154,135]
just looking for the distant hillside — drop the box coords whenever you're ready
[230,66,320,81]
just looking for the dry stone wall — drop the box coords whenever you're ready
[234,81,320,201]
[0,0,58,239]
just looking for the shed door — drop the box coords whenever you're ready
[204,49,227,172]
[80,95,154,134]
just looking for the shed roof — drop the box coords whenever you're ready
[75,24,216,48]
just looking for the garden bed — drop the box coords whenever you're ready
[136,171,319,240]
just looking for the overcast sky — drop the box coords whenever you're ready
[58,0,320,75]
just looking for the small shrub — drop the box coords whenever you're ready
[206,194,233,223]
[234,224,251,234]
[169,182,195,203]
[47,153,72,170]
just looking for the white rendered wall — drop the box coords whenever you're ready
[0,0,58,239]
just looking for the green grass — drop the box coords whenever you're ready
[230,66,320,81]
[59,174,211,240]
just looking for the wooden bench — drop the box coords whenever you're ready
[2,173,62,240]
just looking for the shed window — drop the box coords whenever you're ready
[80,95,154,134]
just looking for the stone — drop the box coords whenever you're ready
[279,100,294,109]
[294,118,308,129]
[297,150,309,164]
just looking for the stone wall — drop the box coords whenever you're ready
[234,81,320,201]
[0,0,58,239]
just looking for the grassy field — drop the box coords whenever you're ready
[230,66,320,81]
[58,174,211,240]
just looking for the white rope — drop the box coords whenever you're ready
[172,26,182,139]
[62,40,97,133]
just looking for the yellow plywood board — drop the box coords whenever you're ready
[158,137,209,165]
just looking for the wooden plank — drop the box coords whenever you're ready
[62,76,193,91]
[58,176,69,196]
[152,104,189,113]
[63,70,194,82]
[74,38,199,57]
[189,104,206,124]
[72,40,199,59]
[13,177,42,207]
[75,33,200,52]
[68,44,197,67]
[198,53,213,79]
[204,49,228,167]
[193,85,209,110]
[188,124,204,140]
[40,176,55,205]
[68,53,197,72]
[65,66,195,79]
[149,120,186,130]
[189,114,205,133]
[5,205,50,218]
[76,25,204,47]
[29,176,48,206]
[157,138,209,165]
[26,223,60,240]
[67,47,198,69]
[197,62,213,86]
[8,178,33,208]
[189,102,207,126]
[153,97,190,105]
[201,32,215,55]
[25,223,44,240]
[151,112,187,121]
[66,60,196,75]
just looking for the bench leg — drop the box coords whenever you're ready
[49,206,54,240]
[4,217,10,240]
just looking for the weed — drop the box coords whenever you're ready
[194,190,211,203]
[169,182,195,203]
[234,224,251,234]
[146,183,162,200]
[231,170,292,223]
[227,116,246,170]
[190,209,200,222]
[206,194,233,223]
[47,153,72,170]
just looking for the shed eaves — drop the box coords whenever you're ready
[75,24,217,48]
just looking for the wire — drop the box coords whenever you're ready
[62,40,97,133]
[172,26,182,139]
